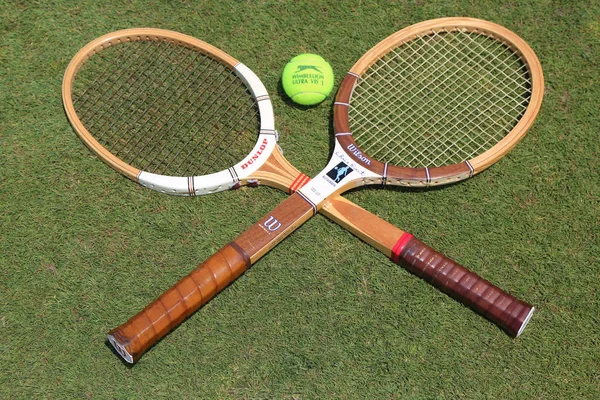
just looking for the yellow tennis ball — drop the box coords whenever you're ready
[281,54,334,106]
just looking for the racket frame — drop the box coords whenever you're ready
[62,28,282,196]
[331,17,544,187]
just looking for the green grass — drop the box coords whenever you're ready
[1,0,599,398]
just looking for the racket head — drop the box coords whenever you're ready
[333,17,544,187]
[62,28,279,196]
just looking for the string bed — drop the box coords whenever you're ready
[349,28,532,168]
[72,39,259,177]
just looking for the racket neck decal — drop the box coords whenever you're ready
[298,141,381,206]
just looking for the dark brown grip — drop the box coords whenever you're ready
[396,236,534,337]
[107,243,250,363]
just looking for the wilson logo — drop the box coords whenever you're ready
[262,216,282,232]
[241,138,269,170]
[346,144,371,165]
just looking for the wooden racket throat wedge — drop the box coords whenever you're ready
[61,21,542,364]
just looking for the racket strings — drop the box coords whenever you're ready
[138,49,248,173]
[81,41,191,171]
[349,29,532,168]
[72,39,259,177]
[74,40,191,164]
[75,40,170,143]
[129,44,217,166]
[357,33,522,163]
[357,32,530,166]
[102,41,195,165]
[93,41,176,136]
[164,77,260,174]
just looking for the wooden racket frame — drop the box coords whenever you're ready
[61,28,404,257]
[62,25,540,363]
[334,17,544,186]
[62,28,242,182]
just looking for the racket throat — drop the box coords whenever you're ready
[298,141,381,206]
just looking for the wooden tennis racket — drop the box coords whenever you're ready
[62,18,543,363]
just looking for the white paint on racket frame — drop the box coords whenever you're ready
[234,63,275,133]
[234,63,271,104]
[138,169,236,196]
[136,62,280,196]
[230,62,278,181]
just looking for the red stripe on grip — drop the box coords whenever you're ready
[391,232,414,263]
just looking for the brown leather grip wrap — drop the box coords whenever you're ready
[107,243,250,363]
[396,236,534,337]
[108,192,316,363]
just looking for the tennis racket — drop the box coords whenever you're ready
[62,18,543,363]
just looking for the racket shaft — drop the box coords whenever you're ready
[109,193,314,363]
[323,197,533,337]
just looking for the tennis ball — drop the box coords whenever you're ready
[281,54,334,106]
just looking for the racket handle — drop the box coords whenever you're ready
[395,234,534,337]
[108,192,315,363]
[108,243,249,363]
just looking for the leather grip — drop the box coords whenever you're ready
[396,235,534,337]
[108,243,250,363]
[108,192,316,363]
